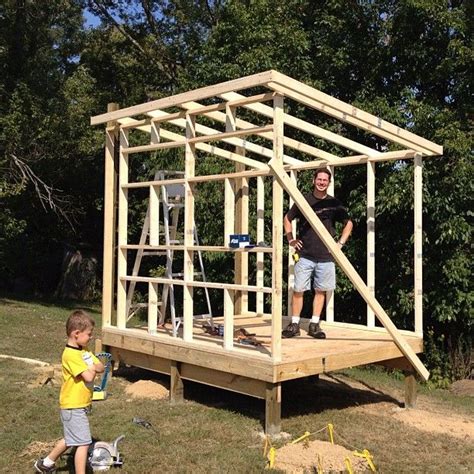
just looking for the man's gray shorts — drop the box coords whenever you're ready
[293,257,336,292]
[60,407,92,446]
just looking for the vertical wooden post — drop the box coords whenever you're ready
[256,176,265,315]
[149,185,160,246]
[102,103,119,328]
[116,127,129,329]
[287,170,297,317]
[227,105,249,315]
[170,360,184,404]
[271,94,284,361]
[265,382,281,435]
[223,288,234,350]
[326,165,335,322]
[404,372,417,408]
[183,114,196,342]
[414,153,423,335]
[367,161,376,328]
[148,282,158,334]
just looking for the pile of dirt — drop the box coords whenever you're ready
[125,380,169,400]
[450,379,474,397]
[274,439,368,473]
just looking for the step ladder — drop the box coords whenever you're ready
[126,170,213,336]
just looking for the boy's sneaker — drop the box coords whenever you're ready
[282,322,300,338]
[308,322,326,339]
[34,458,56,473]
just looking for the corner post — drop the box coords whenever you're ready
[116,126,129,329]
[414,153,423,335]
[271,94,284,361]
[367,161,376,328]
[102,103,119,328]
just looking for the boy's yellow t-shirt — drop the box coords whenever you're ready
[60,345,100,409]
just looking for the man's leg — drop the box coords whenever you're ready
[292,291,305,318]
[308,291,327,339]
[312,290,326,317]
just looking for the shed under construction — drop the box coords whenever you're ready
[91,70,443,434]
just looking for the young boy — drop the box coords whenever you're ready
[35,310,104,474]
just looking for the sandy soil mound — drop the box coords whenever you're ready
[450,379,474,397]
[391,406,474,441]
[125,380,169,400]
[274,439,368,473]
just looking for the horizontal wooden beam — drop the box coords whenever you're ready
[91,70,275,125]
[121,244,273,253]
[120,275,273,293]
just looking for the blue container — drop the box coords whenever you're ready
[218,324,224,336]
[229,234,250,248]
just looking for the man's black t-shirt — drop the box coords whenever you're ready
[286,193,350,262]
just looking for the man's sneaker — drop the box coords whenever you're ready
[282,322,300,338]
[34,458,56,473]
[308,322,326,339]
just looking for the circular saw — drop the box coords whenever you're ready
[88,435,124,471]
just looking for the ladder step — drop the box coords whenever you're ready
[166,203,184,209]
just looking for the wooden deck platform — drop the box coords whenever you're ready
[101,315,422,434]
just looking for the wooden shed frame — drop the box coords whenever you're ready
[92,70,442,434]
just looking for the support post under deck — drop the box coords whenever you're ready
[170,360,184,404]
[404,372,417,409]
[265,382,281,435]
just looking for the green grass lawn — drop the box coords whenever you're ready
[0,295,472,473]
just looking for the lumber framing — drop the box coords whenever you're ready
[93,70,443,433]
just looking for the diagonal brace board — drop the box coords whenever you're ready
[268,159,429,381]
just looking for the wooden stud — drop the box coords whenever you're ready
[265,382,282,435]
[149,185,160,246]
[256,176,265,315]
[223,288,234,350]
[148,282,158,334]
[268,159,430,381]
[326,166,335,323]
[287,171,297,317]
[102,103,119,328]
[183,114,196,342]
[116,128,129,329]
[170,360,184,404]
[271,95,284,362]
[367,161,376,328]
[414,153,423,335]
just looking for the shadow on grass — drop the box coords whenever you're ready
[113,366,402,428]
[0,292,100,314]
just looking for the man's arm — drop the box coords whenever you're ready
[284,213,303,250]
[338,219,353,248]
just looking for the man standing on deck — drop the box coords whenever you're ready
[282,168,353,339]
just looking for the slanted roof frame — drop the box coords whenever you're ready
[91,69,443,159]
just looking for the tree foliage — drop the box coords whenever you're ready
[0,0,471,382]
